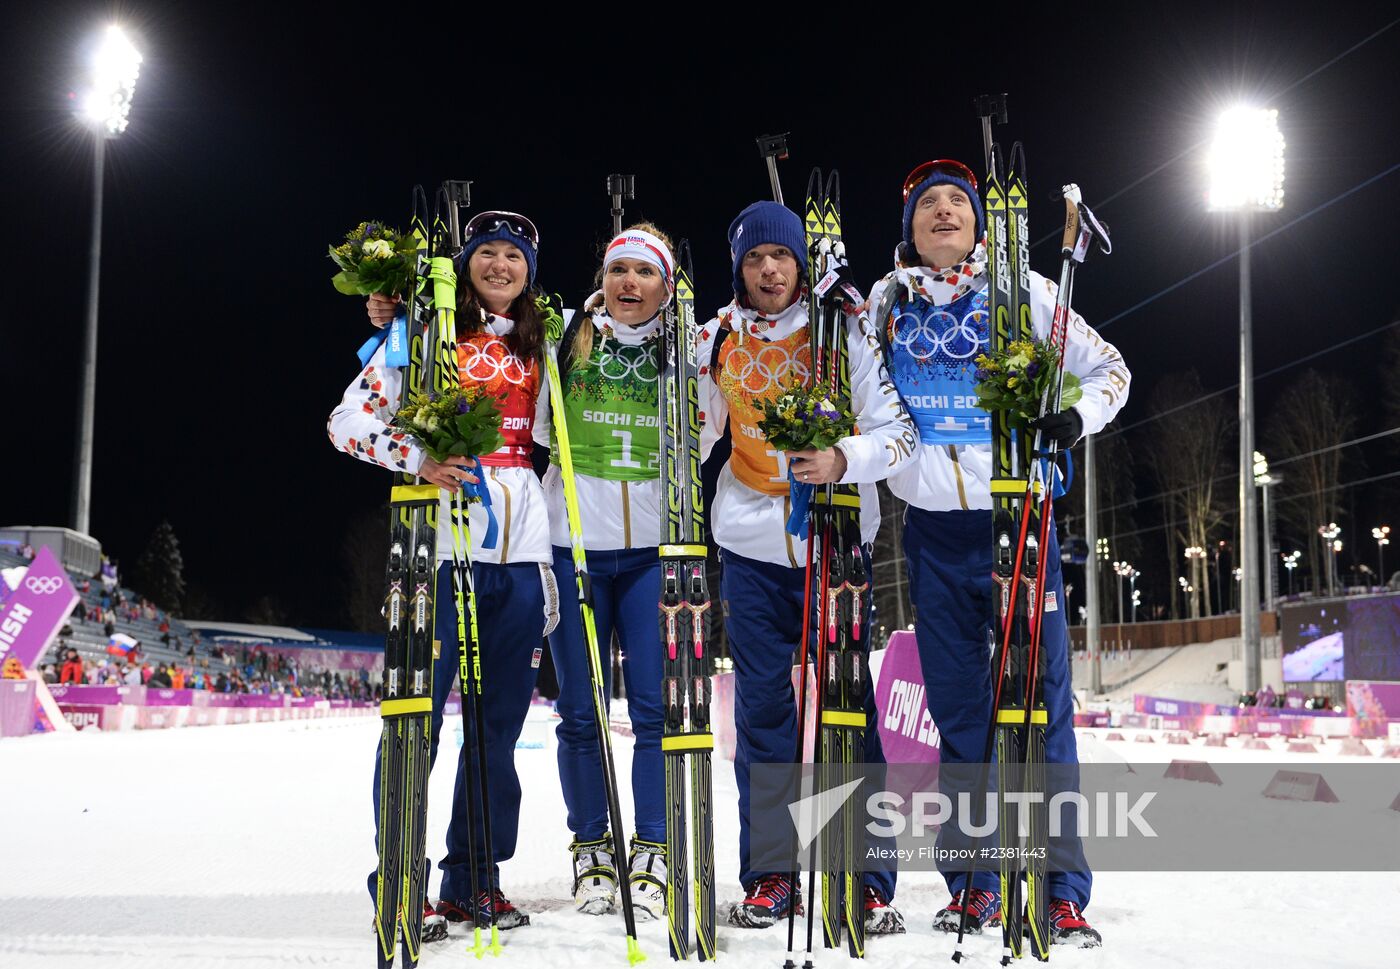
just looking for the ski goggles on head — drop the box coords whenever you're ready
[901,159,980,202]
[463,210,540,251]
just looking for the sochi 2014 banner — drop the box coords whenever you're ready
[873,631,941,765]
[0,547,79,670]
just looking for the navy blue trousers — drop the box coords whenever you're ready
[548,545,665,843]
[721,547,897,899]
[903,507,1091,908]
[369,560,544,903]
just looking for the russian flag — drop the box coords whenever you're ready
[106,633,139,657]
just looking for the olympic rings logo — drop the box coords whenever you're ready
[459,337,535,386]
[725,344,810,395]
[596,346,659,383]
[891,306,988,362]
[25,576,64,595]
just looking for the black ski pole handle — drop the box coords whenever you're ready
[607,174,635,237]
[757,133,789,205]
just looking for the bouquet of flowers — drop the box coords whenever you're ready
[756,384,856,452]
[973,339,1082,428]
[328,221,421,297]
[393,388,505,471]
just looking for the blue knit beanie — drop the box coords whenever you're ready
[460,216,538,286]
[727,201,807,297]
[901,173,985,249]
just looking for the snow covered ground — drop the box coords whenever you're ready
[2,713,1398,969]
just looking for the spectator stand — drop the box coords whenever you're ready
[182,621,383,701]
[0,543,203,686]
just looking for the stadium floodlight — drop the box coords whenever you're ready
[1206,107,1285,213]
[78,26,142,137]
[1282,550,1301,597]
[1374,526,1391,582]
[70,25,143,536]
[1209,106,1285,695]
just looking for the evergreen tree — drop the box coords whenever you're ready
[133,519,186,614]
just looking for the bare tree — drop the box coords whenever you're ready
[1060,431,1140,624]
[1140,371,1231,618]
[1265,369,1359,593]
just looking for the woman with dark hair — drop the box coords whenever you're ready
[533,224,675,920]
[330,211,555,933]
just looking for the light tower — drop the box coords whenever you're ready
[71,25,143,536]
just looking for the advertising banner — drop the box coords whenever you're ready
[0,547,79,670]
[873,631,941,766]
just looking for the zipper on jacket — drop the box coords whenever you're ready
[946,446,971,511]
[621,481,632,549]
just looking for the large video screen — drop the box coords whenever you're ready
[1344,595,1400,680]
[1281,602,1346,681]
[1280,592,1400,683]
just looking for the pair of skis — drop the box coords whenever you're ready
[658,237,717,962]
[953,97,1110,965]
[374,181,504,967]
[804,168,870,962]
[374,184,438,969]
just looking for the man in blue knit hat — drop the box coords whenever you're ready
[869,160,1132,948]
[696,201,918,933]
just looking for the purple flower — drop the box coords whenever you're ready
[1027,361,1041,377]
[974,368,989,381]
[427,392,439,402]
[457,397,470,414]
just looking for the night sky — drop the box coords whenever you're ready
[5,2,1398,624]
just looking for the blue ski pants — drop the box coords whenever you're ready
[369,559,544,904]
[903,507,1092,908]
[721,547,897,899]
[549,545,666,843]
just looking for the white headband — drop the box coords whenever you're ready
[604,230,674,283]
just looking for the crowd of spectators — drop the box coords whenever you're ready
[11,546,379,704]
[41,641,378,701]
[64,580,189,647]
[1237,686,1343,713]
